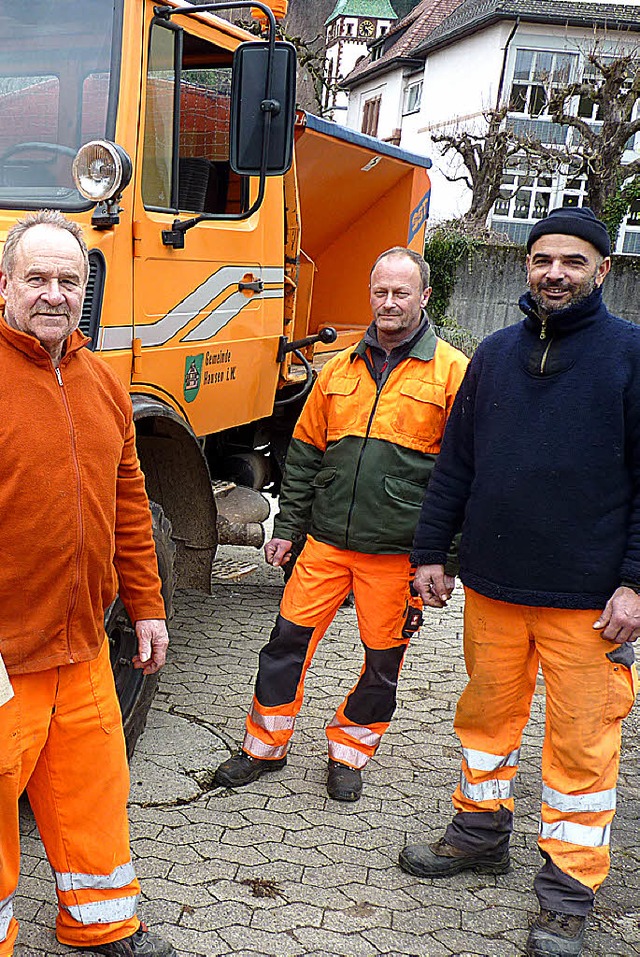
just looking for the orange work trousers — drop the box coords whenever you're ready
[449,588,637,911]
[0,639,141,955]
[243,536,421,769]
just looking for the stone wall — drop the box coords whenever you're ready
[442,244,640,340]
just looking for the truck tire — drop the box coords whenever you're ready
[105,501,176,758]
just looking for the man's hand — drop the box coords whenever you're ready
[414,564,456,607]
[133,619,169,674]
[593,586,640,643]
[264,537,293,567]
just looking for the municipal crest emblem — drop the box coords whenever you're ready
[183,353,203,403]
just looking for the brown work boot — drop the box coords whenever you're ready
[526,909,586,956]
[399,836,510,877]
[78,922,177,955]
[327,759,362,802]
[214,750,287,787]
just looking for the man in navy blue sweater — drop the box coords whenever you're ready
[399,207,639,957]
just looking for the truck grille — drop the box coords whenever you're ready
[79,250,106,350]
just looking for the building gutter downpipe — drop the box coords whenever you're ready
[496,17,520,108]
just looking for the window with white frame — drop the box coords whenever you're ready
[622,195,640,253]
[493,156,553,222]
[491,44,640,249]
[403,78,422,115]
[509,49,577,117]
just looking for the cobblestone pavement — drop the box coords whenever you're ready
[14,548,640,957]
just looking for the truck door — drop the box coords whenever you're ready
[122,12,285,438]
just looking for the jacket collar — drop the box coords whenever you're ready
[519,286,607,338]
[0,311,89,366]
[351,312,437,364]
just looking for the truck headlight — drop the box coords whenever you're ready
[72,140,132,202]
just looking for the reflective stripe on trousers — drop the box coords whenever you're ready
[61,896,139,925]
[55,862,137,894]
[0,640,141,954]
[244,728,288,760]
[327,719,381,768]
[243,537,416,767]
[539,821,611,848]
[0,895,14,943]
[451,589,637,898]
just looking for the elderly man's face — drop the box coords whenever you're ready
[526,234,610,314]
[370,254,430,347]
[0,224,86,360]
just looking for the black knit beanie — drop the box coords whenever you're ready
[527,207,611,258]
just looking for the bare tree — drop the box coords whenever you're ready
[432,46,640,241]
[546,48,640,234]
[432,108,535,233]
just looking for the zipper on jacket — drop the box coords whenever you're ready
[539,338,553,375]
[54,363,84,662]
[345,378,384,548]
[539,316,548,340]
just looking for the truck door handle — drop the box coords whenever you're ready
[238,278,264,293]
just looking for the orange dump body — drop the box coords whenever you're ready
[293,112,432,355]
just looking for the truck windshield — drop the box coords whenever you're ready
[0,0,121,210]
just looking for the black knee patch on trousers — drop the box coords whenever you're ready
[344,643,407,726]
[255,614,314,707]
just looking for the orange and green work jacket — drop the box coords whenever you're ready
[273,322,468,554]
[0,316,165,675]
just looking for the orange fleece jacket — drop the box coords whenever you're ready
[0,316,166,675]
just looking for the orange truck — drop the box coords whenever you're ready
[0,0,432,749]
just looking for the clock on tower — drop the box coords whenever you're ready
[358,19,375,38]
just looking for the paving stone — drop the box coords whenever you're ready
[294,925,382,955]
[250,901,325,933]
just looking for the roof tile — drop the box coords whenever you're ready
[343,0,465,83]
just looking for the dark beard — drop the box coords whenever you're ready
[530,276,597,314]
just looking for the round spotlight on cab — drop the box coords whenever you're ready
[72,140,132,202]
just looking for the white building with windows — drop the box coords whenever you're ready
[324,0,397,119]
[341,0,640,252]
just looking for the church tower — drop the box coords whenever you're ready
[324,1,396,119]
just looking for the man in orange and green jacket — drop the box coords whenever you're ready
[215,246,468,802]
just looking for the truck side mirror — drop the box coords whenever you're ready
[230,41,296,177]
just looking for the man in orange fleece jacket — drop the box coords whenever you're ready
[0,211,176,957]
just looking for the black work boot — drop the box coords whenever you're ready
[214,750,287,787]
[399,836,510,878]
[526,910,586,956]
[327,759,362,802]
[80,923,177,956]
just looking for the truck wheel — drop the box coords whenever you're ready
[105,501,176,758]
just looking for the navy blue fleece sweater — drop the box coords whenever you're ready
[411,287,640,609]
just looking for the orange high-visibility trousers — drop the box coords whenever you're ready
[0,640,141,955]
[243,536,421,769]
[448,588,637,912]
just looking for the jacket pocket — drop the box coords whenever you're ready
[312,467,337,489]
[88,641,123,734]
[383,474,426,507]
[393,379,446,446]
[0,692,20,774]
[325,375,359,433]
[603,650,638,724]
